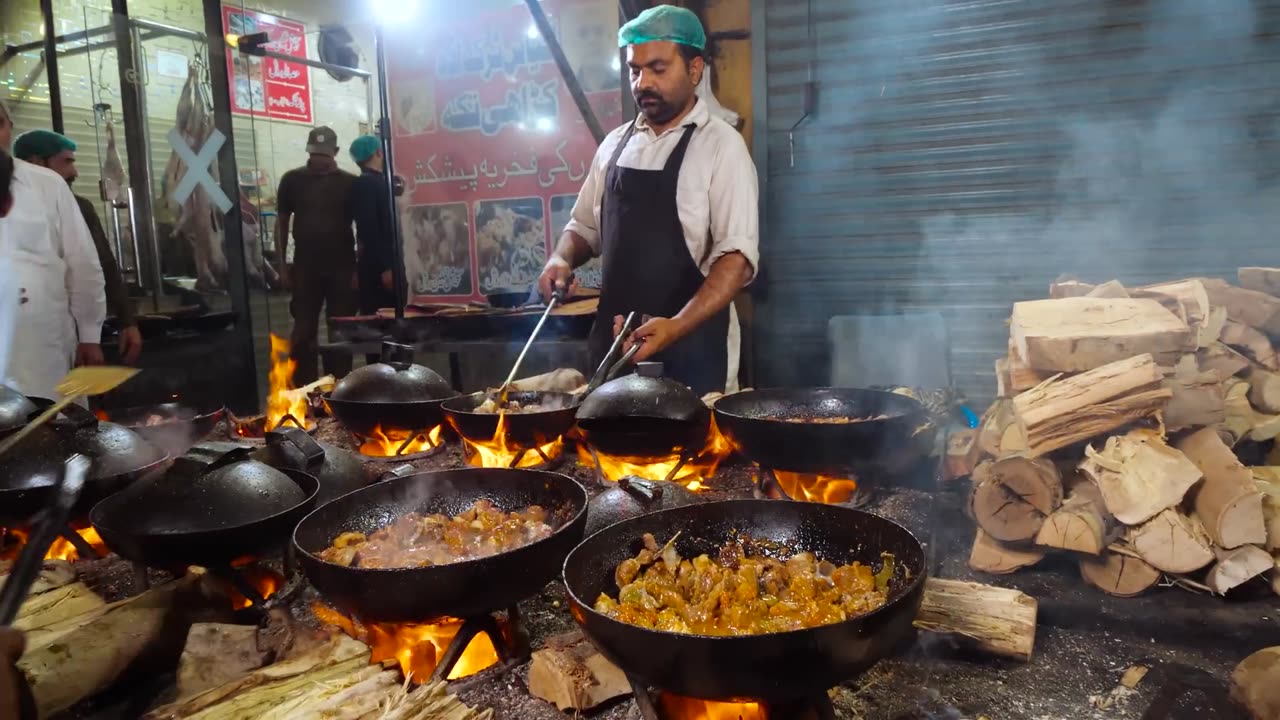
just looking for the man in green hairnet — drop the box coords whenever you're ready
[537,5,757,395]
[348,134,398,316]
[13,129,141,365]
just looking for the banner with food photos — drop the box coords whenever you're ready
[222,6,313,124]
[384,0,623,302]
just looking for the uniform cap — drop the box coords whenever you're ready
[12,129,76,161]
[349,135,381,164]
[618,5,706,51]
[306,126,338,156]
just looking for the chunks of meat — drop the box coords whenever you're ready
[318,500,554,569]
[594,536,893,636]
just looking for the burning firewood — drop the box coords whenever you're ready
[968,456,1062,542]
[527,630,631,712]
[1177,428,1267,549]
[1009,297,1192,372]
[913,578,1038,662]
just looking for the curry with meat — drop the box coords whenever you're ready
[474,396,552,414]
[593,533,894,635]
[319,499,554,569]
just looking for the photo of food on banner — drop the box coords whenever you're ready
[550,195,600,288]
[227,12,266,112]
[402,203,472,295]
[475,198,546,295]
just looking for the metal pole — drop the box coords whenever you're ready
[202,0,258,412]
[38,0,64,133]
[523,0,607,146]
[110,0,162,313]
[3,25,114,60]
[374,25,407,322]
[129,25,164,312]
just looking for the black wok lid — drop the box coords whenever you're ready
[0,385,37,434]
[576,363,706,423]
[330,342,454,403]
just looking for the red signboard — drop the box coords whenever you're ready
[385,0,623,303]
[222,6,313,124]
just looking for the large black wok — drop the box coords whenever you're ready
[294,468,588,622]
[576,369,710,458]
[105,400,226,455]
[713,388,931,476]
[442,391,578,447]
[325,342,459,436]
[91,453,319,569]
[563,500,926,702]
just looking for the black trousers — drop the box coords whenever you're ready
[290,269,356,384]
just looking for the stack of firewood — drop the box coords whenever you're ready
[952,269,1280,598]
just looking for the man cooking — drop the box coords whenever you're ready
[12,130,142,364]
[275,126,357,384]
[537,5,758,395]
[0,102,106,400]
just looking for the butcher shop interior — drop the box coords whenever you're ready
[2,0,1280,718]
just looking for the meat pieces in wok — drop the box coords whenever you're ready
[594,533,894,635]
[319,499,554,569]
[474,396,552,414]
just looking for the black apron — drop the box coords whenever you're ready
[587,121,731,395]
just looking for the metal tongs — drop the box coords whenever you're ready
[498,279,573,403]
[584,311,644,395]
[0,455,90,625]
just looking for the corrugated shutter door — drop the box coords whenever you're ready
[761,0,1280,405]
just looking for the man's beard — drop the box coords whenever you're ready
[635,91,682,124]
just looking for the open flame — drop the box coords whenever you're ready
[765,470,859,505]
[359,425,445,457]
[1,525,107,563]
[461,412,563,469]
[223,560,285,610]
[660,695,766,720]
[580,419,733,490]
[313,604,500,681]
[266,334,311,432]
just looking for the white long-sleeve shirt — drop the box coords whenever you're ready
[1,160,106,344]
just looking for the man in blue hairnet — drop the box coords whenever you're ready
[348,135,398,316]
[538,5,758,395]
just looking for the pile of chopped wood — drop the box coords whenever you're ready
[953,269,1280,598]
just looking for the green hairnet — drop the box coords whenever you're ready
[349,135,381,164]
[13,129,76,161]
[618,5,706,51]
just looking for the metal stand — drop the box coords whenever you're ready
[754,467,873,508]
[351,427,448,462]
[428,606,530,684]
[588,447,695,487]
[460,439,564,470]
[60,527,100,560]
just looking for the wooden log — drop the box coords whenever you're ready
[1249,470,1280,551]
[1084,280,1130,299]
[914,578,1037,662]
[511,368,588,394]
[968,528,1045,574]
[969,457,1063,542]
[1221,320,1280,370]
[1239,267,1280,297]
[1127,508,1215,574]
[1197,342,1250,380]
[1079,550,1161,597]
[975,398,1018,458]
[1221,378,1255,445]
[1247,366,1280,414]
[1005,341,1056,394]
[999,354,1170,457]
[0,560,76,599]
[1177,428,1267,549]
[12,582,106,632]
[1048,278,1096,299]
[178,624,270,700]
[1035,480,1115,555]
[1010,297,1192,372]
[1202,279,1280,336]
[1206,545,1272,595]
[1162,356,1225,432]
[995,357,1013,399]
[1079,430,1203,525]
[528,631,631,712]
[1231,646,1280,720]
[942,429,979,482]
[1135,278,1227,348]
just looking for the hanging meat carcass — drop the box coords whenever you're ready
[100,119,127,206]
[164,62,228,291]
[240,189,278,288]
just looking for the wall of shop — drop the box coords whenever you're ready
[758,0,1280,404]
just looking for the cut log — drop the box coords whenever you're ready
[1005,341,1056,394]
[1231,646,1280,720]
[1247,366,1280,414]
[1202,279,1280,336]
[1221,378,1255,445]
[1079,551,1161,597]
[178,624,270,700]
[1177,428,1267,549]
[913,578,1037,662]
[512,368,588,394]
[1010,297,1192,372]
[1035,480,1115,555]
[1085,280,1130,299]
[976,398,1018,458]
[1221,320,1280,370]
[969,456,1063,542]
[1135,278,1227,348]
[0,560,76,599]
[1000,354,1170,457]
[1127,508,1215,574]
[1197,342,1250,380]
[1048,278,1096,299]
[1249,471,1280,551]
[12,582,105,632]
[1078,430,1202,525]
[1162,355,1225,432]
[528,631,631,712]
[943,429,979,482]
[968,528,1045,574]
[1205,545,1271,594]
[1239,267,1280,297]
[995,357,1012,398]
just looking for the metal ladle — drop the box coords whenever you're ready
[498,282,572,403]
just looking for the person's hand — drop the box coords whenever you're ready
[118,326,143,365]
[381,270,394,291]
[76,343,105,367]
[627,316,686,362]
[0,627,28,720]
[277,264,292,291]
[537,257,577,302]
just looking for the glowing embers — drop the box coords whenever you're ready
[582,420,733,491]
[0,524,106,562]
[754,468,869,507]
[356,424,446,460]
[659,695,766,720]
[314,605,528,683]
